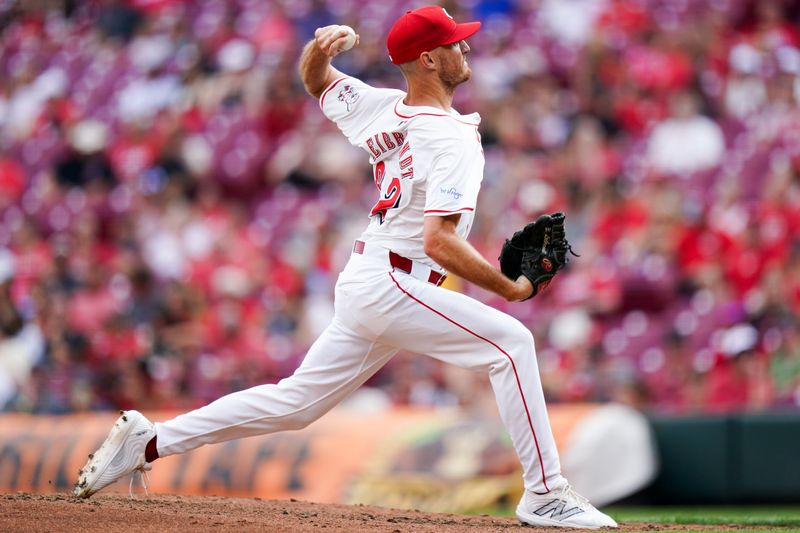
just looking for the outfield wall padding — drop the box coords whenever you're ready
[648,412,800,504]
[0,403,655,511]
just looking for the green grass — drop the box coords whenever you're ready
[481,505,800,530]
[604,505,800,528]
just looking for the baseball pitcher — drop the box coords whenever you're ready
[74,6,616,529]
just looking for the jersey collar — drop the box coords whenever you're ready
[394,97,481,126]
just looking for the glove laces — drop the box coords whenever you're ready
[556,239,580,258]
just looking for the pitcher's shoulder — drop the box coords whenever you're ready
[404,115,481,151]
[321,77,404,112]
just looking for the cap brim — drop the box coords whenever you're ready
[442,21,481,46]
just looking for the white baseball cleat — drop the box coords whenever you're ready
[516,481,619,529]
[73,410,155,498]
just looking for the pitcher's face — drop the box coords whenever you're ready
[434,40,472,89]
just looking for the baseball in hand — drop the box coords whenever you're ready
[338,25,357,51]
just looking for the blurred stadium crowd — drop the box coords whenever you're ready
[1,0,799,415]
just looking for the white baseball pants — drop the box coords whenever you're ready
[155,244,565,493]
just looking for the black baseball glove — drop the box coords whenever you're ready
[498,212,576,300]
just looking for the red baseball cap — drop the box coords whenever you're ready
[387,6,481,65]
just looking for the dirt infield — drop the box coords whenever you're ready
[0,493,782,532]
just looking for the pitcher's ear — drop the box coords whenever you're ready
[420,51,436,70]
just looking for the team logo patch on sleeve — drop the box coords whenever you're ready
[338,84,360,111]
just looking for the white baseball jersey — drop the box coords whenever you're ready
[320,76,485,269]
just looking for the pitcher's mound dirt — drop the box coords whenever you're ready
[0,493,780,532]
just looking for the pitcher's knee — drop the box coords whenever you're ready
[283,406,321,430]
[496,320,535,364]
[273,385,326,430]
[509,318,535,347]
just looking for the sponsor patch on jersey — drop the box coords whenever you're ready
[440,186,464,200]
[338,84,360,111]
